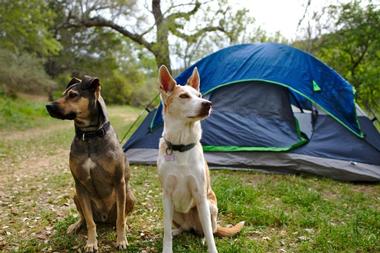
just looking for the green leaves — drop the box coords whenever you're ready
[0,0,61,57]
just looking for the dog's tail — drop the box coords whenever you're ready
[214,221,245,237]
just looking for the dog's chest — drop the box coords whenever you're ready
[74,157,114,197]
[158,149,205,213]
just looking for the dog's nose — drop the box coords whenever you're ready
[45,104,53,112]
[46,103,58,115]
[202,101,212,108]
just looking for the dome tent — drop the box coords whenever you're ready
[123,43,380,182]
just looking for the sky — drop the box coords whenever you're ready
[231,0,344,40]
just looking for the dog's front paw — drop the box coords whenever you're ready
[116,236,128,250]
[84,240,98,252]
[172,227,183,237]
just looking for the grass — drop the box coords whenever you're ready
[0,95,379,252]
[0,94,54,131]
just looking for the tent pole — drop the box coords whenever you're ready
[119,93,160,144]
[290,92,304,113]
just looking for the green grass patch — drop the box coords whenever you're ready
[0,94,53,130]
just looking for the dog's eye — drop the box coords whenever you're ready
[68,92,79,99]
[179,93,190,99]
[198,93,202,98]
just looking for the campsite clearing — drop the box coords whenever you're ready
[0,98,379,252]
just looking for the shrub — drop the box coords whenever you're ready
[0,48,54,95]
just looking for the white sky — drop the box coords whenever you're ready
[230,0,344,40]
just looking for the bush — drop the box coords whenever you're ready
[0,48,54,95]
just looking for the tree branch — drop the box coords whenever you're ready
[169,25,226,43]
[297,0,312,30]
[78,16,154,52]
[163,2,197,16]
[167,1,201,21]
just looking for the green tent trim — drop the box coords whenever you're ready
[312,80,321,92]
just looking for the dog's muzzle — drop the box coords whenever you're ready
[46,103,76,120]
[198,101,212,117]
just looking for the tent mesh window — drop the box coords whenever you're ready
[201,81,307,151]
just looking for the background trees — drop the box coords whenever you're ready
[0,0,378,115]
[0,0,60,95]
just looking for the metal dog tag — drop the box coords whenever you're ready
[164,154,175,161]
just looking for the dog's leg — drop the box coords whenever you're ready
[125,184,135,215]
[75,186,98,253]
[115,178,128,249]
[198,198,218,253]
[162,175,176,253]
[172,215,184,237]
[189,179,217,253]
[209,200,218,233]
[67,195,84,234]
[162,193,174,253]
[124,157,135,216]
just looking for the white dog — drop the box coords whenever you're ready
[157,65,244,253]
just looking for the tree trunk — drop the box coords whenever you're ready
[152,0,171,72]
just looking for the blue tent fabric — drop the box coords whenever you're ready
[292,115,380,165]
[152,43,362,137]
[200,81,306,150]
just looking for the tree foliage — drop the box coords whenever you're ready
[48,24,156,105]
[0,0,60,95]
[0,48,54,95]
[0,0,61,56]
[44,0,157,105]
[61,0,254,72]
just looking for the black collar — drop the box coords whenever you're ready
[75,121,110,141]
[164,138,196,154]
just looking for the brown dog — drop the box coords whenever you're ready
[46,76,135,252]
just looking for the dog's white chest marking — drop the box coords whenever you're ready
[80,158,97,182]
[158,144,205,213]
[83,158,97,171]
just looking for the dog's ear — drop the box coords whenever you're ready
[82,76,101,99]
[89,78,101,99]
[159,65,176,94]
[187,67,200,91]
[66,77,81,89]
